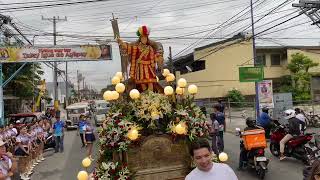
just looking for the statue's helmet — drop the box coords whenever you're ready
[136,25,150,37]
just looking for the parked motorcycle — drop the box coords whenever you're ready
[269,119,314,164]
[302,134,320,180]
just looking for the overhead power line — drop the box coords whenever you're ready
[0,0,76,6]
[173,0,264,58]
[1,0,114,12]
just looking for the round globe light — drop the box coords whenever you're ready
[177,78,187,88]
[111,76,120,85]
[188,84,198,94]
[176,87,184,95]
[115,72,123,79]
[127,129,139,141]
[111,91,119,100]
[77,171,88,180]
[165,73,175,82]
[129,89,140,99]
[164,86,174,96]
[219,152,228,162]
[82,157,92,168]
[103,90,112,101]
[162,69,170,77]
[175,123,187,135]
[115,83,126,93]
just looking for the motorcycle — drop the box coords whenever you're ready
[237,127,269,180]
[269,119,314,164]
[302,134,320,180]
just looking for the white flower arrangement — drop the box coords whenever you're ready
[130,91,172,129]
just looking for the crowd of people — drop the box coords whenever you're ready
[0,119,50,180]
[0,109,69,180]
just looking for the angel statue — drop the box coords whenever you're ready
[117,25,164,92]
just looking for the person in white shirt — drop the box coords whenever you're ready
[295,108,306,123]
[185,138,238,180]
[0,139,16,180]
[295,108,306,133]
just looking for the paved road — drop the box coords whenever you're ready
[30,130,308,180]
[224,132,304,180]
[31,130,97,180]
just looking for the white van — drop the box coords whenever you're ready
[93,100,110,126]
[66,102,89,129]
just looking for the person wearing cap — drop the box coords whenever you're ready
[78,114,87,148]
[0,139,17,180]
[52,113,65,153]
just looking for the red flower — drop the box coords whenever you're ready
[110,169,116,174]
[115,120,121,124]
[119,125,124,129]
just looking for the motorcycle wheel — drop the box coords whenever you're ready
[270,142,280,157]
[258,169,266,180]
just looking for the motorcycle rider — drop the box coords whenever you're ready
[257,107,273,139]
[238,117,262,170]
[279,109,303,161]
[295,108,306,132]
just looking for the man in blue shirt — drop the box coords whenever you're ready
[214,104,225,152]
[53,113,65,153]
[258,107,272,139]
[78,114,87,148]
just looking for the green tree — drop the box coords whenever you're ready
[286,53,319,101]
[3,63,44,98]
[226,88,245,107]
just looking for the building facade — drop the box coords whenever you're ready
[174,35,320,100]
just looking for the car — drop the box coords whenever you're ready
[94,108,108,126]
[8,112,42,130]
[66,102,90,129]
[93,100,109,126]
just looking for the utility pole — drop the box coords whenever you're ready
[250,0,260,119]
[65,62,68,107]
[77,70,80,102]
[42,16,67,111]
[168,46,174,73]
[293,0,320,28]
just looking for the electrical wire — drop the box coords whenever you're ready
[172,0,263,58]
[1,0,114,12]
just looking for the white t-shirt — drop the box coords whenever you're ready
[0,157,12,180]
[296,114,306,123]
[185,163,238,180]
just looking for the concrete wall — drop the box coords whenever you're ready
[178,40,255,99]
[177,43,320,100]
